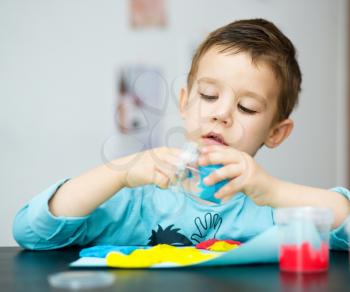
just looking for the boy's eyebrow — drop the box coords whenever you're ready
[238,90,267,105]
[197,77,220,86]
[197,77,268,105]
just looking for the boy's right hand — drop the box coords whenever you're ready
[120,147,182,189]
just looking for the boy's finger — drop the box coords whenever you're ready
[152,149,181,171]
[166,147,183,158]
[159,159,179,179]
[199,150,241,166]
[149,148,182,168]
[204,164,242,186]
[200,145,227,153]
[221,194,236,203]
[201,144,241,153]
[215,180,242,199]
[154,168,171,189]
[162,155,182,170]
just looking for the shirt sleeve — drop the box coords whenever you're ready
[329,187,350,250]
[12,179,92,250]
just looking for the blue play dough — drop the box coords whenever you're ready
[196,164,229,204]
[79,245,147,258]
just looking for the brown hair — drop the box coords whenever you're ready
[187,18,302,123]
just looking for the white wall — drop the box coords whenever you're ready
[0,0,348,246]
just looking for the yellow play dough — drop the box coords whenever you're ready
[106,244,217,268]
[207,241,239,252]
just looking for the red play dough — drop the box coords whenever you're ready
[196,239,241,250]
[279,242,329,272]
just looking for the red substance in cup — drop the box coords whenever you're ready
[279,242,329,272]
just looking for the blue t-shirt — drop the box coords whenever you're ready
[12,179,350,250]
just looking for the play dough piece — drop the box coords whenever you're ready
[106,244,217,268]
[196,239,241,250]
[195,239,218,249]
[208,241,240,252]
[198,165,229,204]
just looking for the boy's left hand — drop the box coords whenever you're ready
[198,145,275,206]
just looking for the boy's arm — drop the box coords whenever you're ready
[266,178,350,229]
[48,157,128,217]
[13,178,89,249]
[49,147,180,217]
[13,147,181,249]
[13,155,131,249]
[198,145,350,229]
[12,178,143,250]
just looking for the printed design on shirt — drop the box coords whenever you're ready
[190,212,223,243]
[147,224,193,246]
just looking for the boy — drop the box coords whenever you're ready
[13,19,350,250]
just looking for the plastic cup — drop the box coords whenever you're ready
[170,142,228,205]
[345,216,350,240]
[344,216,350,267]
[275,207,333,273]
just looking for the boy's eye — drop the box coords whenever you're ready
[200,93,218,101]
[238,104,257,114]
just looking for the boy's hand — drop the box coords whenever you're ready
[121,147,182,189]
[198,145,275,206]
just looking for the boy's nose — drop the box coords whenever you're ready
[209,96,234,127]
[211,113,233,127]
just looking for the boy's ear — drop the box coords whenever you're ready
[179,87,188,118]
[264,118,294,148]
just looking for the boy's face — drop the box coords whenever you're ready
[180,47,291,156]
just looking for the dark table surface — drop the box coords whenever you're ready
[1,247,350,292]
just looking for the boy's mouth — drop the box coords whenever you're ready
[201,132,228,146]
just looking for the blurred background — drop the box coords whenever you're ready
[0,0,348,246]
